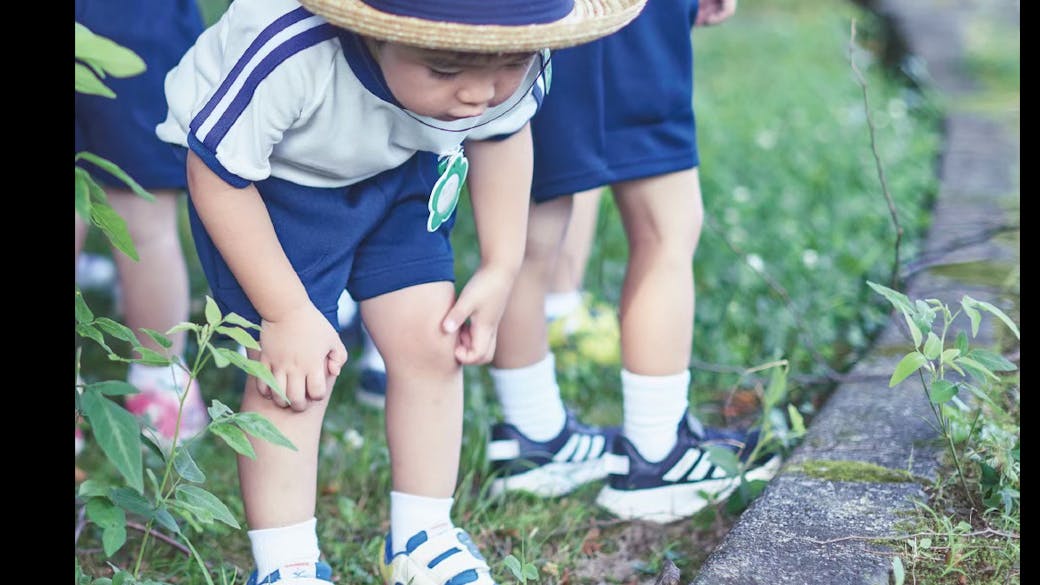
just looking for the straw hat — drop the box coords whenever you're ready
[297,0,647,53]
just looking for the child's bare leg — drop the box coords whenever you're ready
[549,188,602,296]
[107,188,189,356]
[612,169,703,375]
[361,282,464,551]
[363,281,463,496]
[239,355,332,575]
[611,168,704,461]
[492,195,574,369]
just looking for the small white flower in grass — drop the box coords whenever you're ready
[732,185,751,203]
[802,249,819,268]
[344,428,364,449]
[746,253,765,272]
[755,129,777,150]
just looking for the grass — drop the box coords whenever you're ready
[76,0,948,582]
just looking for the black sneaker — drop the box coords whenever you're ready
[595,412,781,523]
[487,411,619,497]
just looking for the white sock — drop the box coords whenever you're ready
[544,290,583,321]
[489,353,567,442]
[248,517,321,578]
[127,363,186,395]
[337,290,357,329]
[359,326,386,372]
[621,369,691,462]
[390,491,454,554]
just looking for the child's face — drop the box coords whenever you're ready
[370,42,536,122]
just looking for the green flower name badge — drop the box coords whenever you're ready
[428,146,468,232]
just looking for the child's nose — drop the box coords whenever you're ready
[457,76,496,106]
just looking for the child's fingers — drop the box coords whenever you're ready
[455,321,496,365]
[442,293,475,334]
[326,343,348,378]
[306,369,329,403]
[255,359,273,398]
[272,371,292,408]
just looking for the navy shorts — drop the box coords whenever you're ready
[75,0,203,189]
[531,0,701,202]
[189,152,457,335]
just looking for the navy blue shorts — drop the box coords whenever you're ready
[189,152,457,335]
[531,0,701,202]
[75,0,203,189]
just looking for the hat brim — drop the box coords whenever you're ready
[298,0,647,53]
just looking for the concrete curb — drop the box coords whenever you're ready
[691,2,1018,583]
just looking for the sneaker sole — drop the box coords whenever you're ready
[489,457,609,498]
[595,454,782,523]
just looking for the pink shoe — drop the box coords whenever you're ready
[125,377,209,447]
[75,426,85,457]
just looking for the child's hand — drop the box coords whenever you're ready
[257,303,348,411]
[695,0,737,26]
[441,265,515,365]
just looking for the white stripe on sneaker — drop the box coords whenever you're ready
[487,439,521,461]
[553,434,582,462]
[684,454,715,483]
[662,448,702,482]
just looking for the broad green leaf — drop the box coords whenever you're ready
[109,486,154,519]
[973,299,1020,340]
[522,563,539,580]
[903,311,922,349]
[77,323,112,353]
[175,485,240,529]
[85,174,110,204]
[503,555,523,578]
[87,381,139,396]
[224,311,260,330]
[75,290,95,323]
[928,380,957,404]
[168,498,214,526]
[940,348,960,365]
[90,202,138,261]
[166,322,199,336]
[75,167,94,219]
[763,364,787,407]
[889,352,928,387]
[140,328,173,350]
[960,298,982,337]
[892,556,905,585]
[80,392,143,493]
[216,325,260,351]
[173,446,206,483]
[209,344,231,368]
[956,330,969,354]
[86,498,123,528]
[76,152,154,201]
[244,359,287,404]
[204,296,222,326]
[233,412,297,450]
[787,404,806,435]
[111,570,131,585]
[955,357,998,381]
[922,332,942,360]
[207,399,234,420]
[95,317,139,344]
[133,346,172,366]
[102,523,128,557]
[78,479,111,499]
[210,421,256,459]
[154,505,181,534]
[75,22,146,77]
[867,281,912,313]
[75,62,115,97]
[706,445,740,476]
[965,348,1016,372]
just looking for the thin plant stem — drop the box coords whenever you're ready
[849,19,903,291]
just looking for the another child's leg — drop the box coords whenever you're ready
[107,188,209,443]
[487,195,616,497]
[239,353,332,578]
[547,188,602,313]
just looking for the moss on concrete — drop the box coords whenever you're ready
[794,459,915,483]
